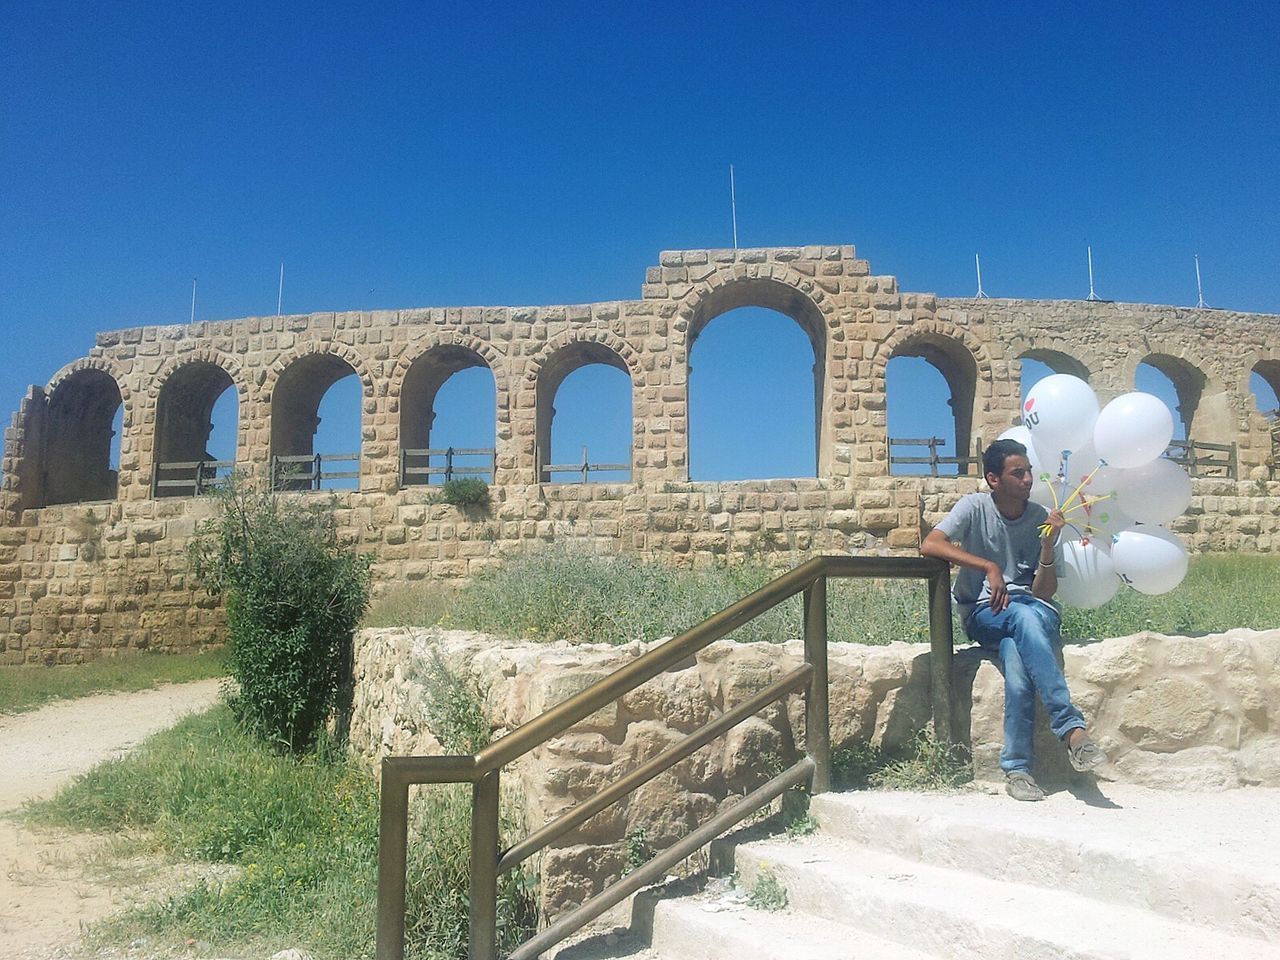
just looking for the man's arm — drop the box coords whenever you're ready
[1031,509,1066,600]
[921,528,1009,612]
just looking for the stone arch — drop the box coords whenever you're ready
[390,334,509,435]
[875,322,991,474]
[1016,347,1091,383]
[265,348,373,479]
[1249,356,1280,417]
[261,342,376,400]
[43,359,130,505]
[149,354,245,497]
[678,271,832,476]
[393,339,503,483]
[1130,351,1229,439]
[527,330,639,482]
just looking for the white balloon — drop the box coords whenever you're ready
[1021,375,1100,456]
[1114,457,1193,525]
[1077,501,1135,550]
[1111,527,1189,595]
[1056,541,1121,609]
[1093,392,1175,469]
[1063,440,1099,489]
[996,425,1047,474]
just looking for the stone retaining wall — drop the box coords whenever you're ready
[350,626,1280,916]
[5,478,1280,664]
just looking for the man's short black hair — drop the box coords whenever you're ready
[984,438,1028,479]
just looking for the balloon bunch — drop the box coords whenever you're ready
[997,374,1192,609]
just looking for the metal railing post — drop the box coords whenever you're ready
[446,447,455,484]
[376,762,410,960]
[313,453,322,491]
[803,575,831,794]
[926,570,955,745]
[469,769,500,960]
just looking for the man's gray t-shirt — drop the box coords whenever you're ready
[933,493,1055,625]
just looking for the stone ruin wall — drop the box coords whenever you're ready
[3,245,1279,664]
[351,627,1280,916]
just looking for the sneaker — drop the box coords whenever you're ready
[1068,736,1108,772]
[1005,771,1045,802]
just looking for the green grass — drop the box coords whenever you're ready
[1061,555,1280,642]
[364,549,1280,646]
[25,705,535,960]
[0,649,227,715]
[364,547,934,646]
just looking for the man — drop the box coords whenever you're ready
[921,438,1108,801]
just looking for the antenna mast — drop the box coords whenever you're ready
[729,164,738,249]
[1086,246,1101,301]
[1194,254,1207,308]
[975,253,989,298]
[277,263,285,316]
[190,278,197,323]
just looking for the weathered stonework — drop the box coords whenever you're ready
[3,246,1279,662]
[350,627,1280,916]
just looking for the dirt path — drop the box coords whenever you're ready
[1,680,223,958]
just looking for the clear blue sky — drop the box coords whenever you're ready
[4,3,1278,482]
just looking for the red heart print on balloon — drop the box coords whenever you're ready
[1024,398,1035,412]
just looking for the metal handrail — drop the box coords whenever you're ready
[376,554,955,960]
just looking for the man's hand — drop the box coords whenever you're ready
[986,562,1009,612]
[1043,508,1066,543]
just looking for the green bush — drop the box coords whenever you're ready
[440,478,490,508]
[189,480,372,753]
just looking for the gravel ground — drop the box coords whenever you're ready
[0,680,223,959]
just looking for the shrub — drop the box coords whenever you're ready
[440,478,490,508]
[746,868,788,911]
[189,479,372,753]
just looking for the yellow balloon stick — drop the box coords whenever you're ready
[1060,459,1109,513]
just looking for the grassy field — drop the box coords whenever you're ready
[25,704,534,960]
[0,649,227,715]
[364,549,1280,646]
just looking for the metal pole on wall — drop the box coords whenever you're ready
[729,164,738,250]
[190,277,197,323]
[277,262,285,316]
[1195,254,1207,308]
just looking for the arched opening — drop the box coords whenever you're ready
[1251,361,1280,419]
[536,343,631,483]
[271,354,363,490]
[689,307,817,480]
[153,362,238,497]
[887,336,978,476]
[1019,350,1090,405]
[1136,355,1206,441]
[687,278,827,478]
[400,347,496,486]
[44,369,123,505]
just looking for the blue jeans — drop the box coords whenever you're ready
[966,594,1085,775]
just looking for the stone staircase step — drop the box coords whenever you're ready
[649,894,941,960]
[732,837,1280,960]
[808,785,1280,941]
